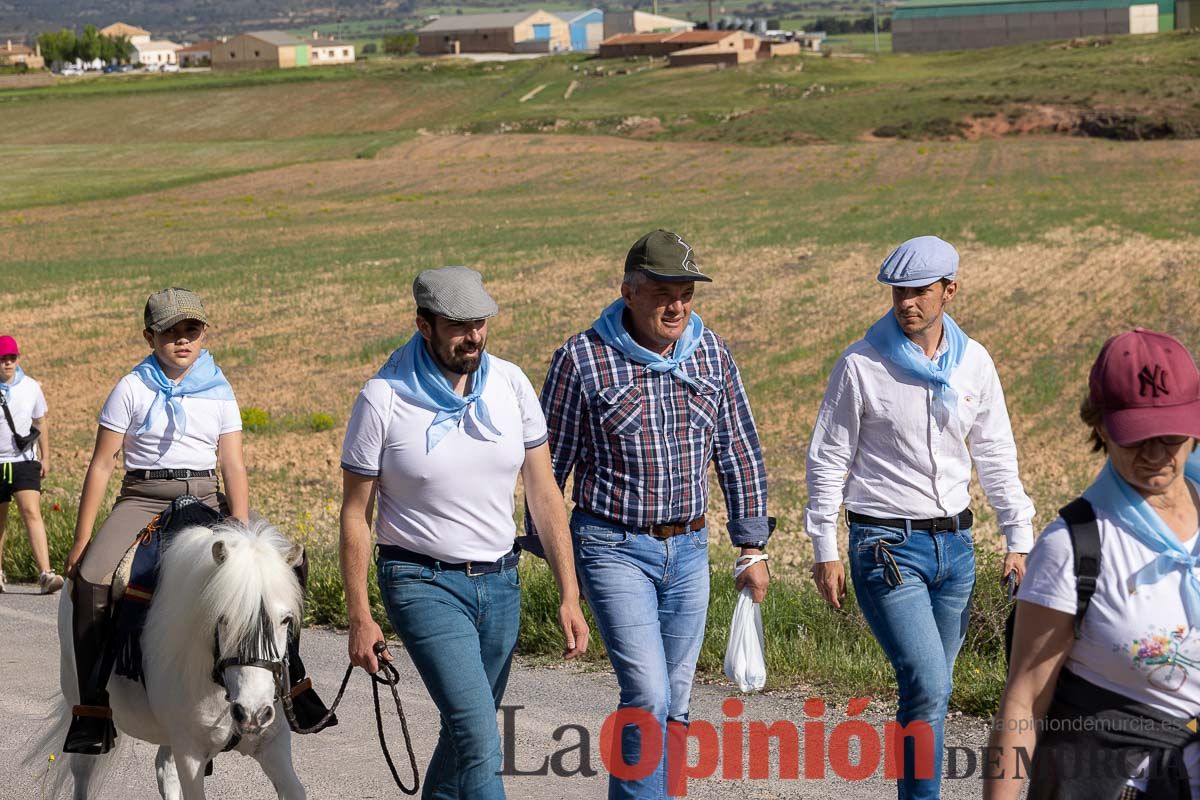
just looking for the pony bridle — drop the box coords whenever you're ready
[210,601,293,700]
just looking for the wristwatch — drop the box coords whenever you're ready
[741,541,767,551]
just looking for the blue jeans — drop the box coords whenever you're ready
[571,509,711,800]
[377,554,521,800]
[848,521,976,800]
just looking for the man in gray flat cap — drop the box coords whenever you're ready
[339,266,588,800]
[804,236,1034,800]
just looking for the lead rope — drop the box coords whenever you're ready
[370,653,420,795]
[279,643,419,795]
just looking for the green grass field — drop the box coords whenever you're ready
[822,31,893,52]
[4,30,1197,149]
[2,31,1198,713]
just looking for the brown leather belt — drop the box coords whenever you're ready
[647,515,706,540]
[578,509,707,540]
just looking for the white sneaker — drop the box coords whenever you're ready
[0,570,6,593]
[38,570,64,595]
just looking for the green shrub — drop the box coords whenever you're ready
[382,33,417,56]
[306,412,336,432]
[241,406,273,432]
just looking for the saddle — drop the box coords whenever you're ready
[110,495,223,683]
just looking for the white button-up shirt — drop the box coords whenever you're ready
[805,334,1035,563]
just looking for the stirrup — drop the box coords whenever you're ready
[63,706,117,755]
[288,680,338,733]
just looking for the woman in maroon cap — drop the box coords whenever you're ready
[986,329,1200,800]
[0,335,63,595]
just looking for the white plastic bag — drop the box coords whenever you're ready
[724,556,768,692]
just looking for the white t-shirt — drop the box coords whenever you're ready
[1019,479,1200,719]
[0,376,47,463]
[98,374,242,470]
[340,356,548,563]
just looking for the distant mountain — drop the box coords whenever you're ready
[0,0,417,42]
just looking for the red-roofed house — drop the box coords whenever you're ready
[306,32,356,65]
[598,28,801,66]
[177,40,218,67]
[100,23,151,43]
[0,40,44,69]
[598,29,737,57]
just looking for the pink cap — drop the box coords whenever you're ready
[0,336,18,358]
[1088,328,1200,447]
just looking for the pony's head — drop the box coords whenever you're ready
[144,517,303,738]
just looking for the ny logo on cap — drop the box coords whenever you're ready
[1138,364,1170,398]
[671,233,701,275]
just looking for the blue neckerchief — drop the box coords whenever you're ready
[864,311,968,423]
[592,298,705,390]
[1083,459,1200,629]
[377,334,500,453]
[131,350,234,436]
[0,366,25,398]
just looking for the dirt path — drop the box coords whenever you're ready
[0,584,995,799]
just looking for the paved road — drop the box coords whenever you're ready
[0,585,992,799]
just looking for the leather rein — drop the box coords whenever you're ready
[210,630,419,794]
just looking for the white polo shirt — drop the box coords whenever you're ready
[0,376,47,463]
[1020,483,1200,719]
[99,374,242,470]
[805,335,1035,562]
[340,355,548,563]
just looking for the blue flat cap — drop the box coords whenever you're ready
[877,236,959,287]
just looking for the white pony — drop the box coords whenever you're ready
[31,519,308,799]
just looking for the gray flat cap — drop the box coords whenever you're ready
[144,287,209,332]
[412,266,499,321]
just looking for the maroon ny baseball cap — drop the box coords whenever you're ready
[1088,328,1200,447]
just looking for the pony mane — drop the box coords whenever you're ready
[142,518,302,691]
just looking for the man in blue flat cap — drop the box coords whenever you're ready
[804,236,1034,800]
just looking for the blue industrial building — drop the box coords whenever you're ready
[562,9,605,50]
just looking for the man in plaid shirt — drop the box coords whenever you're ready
[532,230,771,800]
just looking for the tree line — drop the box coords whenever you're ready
[36,25,135,64]
[809,14,893,32]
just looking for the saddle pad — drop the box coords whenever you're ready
[110,496,223,683]
[110,539,139,606]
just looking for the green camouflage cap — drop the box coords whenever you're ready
[624,230,712,283]
[143,287,209,332]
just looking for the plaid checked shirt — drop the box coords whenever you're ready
[534,325,770,545]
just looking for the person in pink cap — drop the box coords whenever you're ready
[986,328,1200,800]
[0,335,63,595]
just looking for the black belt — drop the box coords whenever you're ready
[126,469,216,480]
[847,508,973,532]
[377,544,520,577]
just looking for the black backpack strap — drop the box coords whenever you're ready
[0,391,18,438]
[1059,497,1101,640]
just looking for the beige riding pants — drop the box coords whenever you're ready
[78,475,219,585]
